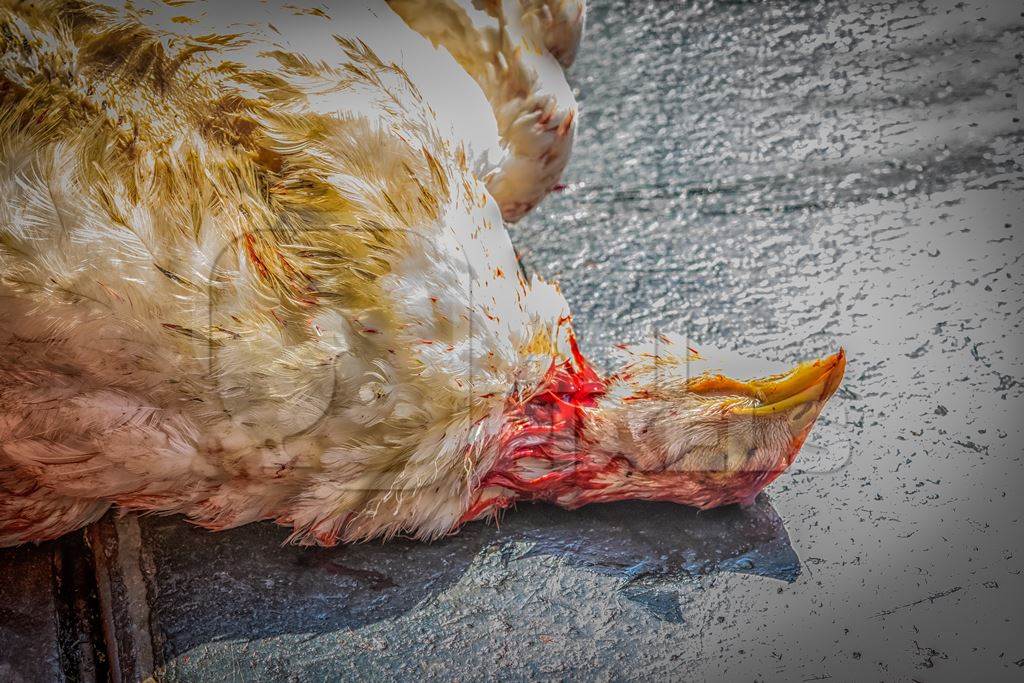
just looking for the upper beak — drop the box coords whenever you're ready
[687,349,847,416]
[734,349,846,416]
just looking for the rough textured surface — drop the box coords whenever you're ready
[142,498,798,680]
[513,0,1023,679]
[0,533,108,682]
[89,516,157,682]
[0,543,64,682]
[1,0,1022,679]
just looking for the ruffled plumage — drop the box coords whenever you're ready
[0,0,583,545]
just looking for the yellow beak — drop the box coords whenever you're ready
[734,349,846,416]
[686,349,847,416]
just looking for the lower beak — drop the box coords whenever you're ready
[731,349,846,416]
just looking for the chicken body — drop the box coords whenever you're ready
[0,0,844,548]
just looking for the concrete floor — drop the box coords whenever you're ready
[2,0,1022,680]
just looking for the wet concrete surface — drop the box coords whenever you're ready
[511,0,1023,679]
[139,497,798,679]
[2,0,1023,680]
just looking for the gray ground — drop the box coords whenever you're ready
[2,0,1023,680]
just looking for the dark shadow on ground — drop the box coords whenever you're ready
[141,495,799,655]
